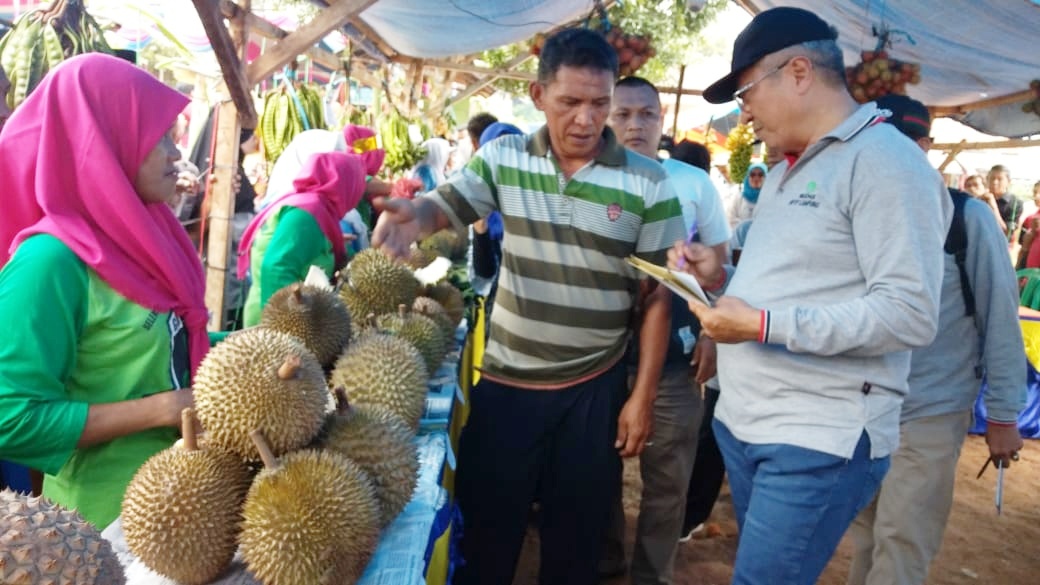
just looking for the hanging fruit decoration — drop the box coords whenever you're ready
[379,109,427,176]
[528,27,655,77]
[0,0,112,110]
[726,123,755,185]
[845,50,922,104]
[1021,80,1040,118]
[259,83,327,166]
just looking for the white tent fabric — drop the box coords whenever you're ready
[746,1,1040,138]
[357,0,596,59]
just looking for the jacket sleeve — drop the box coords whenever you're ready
[0,236,90,474]
[965,201,1028,422]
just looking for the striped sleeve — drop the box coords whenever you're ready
[635,176,685,265]
[424,147,501,232]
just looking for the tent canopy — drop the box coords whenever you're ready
[745,1,1040,138]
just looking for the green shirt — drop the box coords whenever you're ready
[0,235,189,528]
[242,206,334,327]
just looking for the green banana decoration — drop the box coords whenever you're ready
[0,0,113,110]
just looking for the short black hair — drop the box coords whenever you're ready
[671,140,712,172]
[615,76,660,101]
[467,112,498,145]
[537,28,618,84]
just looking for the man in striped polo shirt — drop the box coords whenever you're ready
[373,28,686,585]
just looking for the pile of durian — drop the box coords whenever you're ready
[118,247,467,585]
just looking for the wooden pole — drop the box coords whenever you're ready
[192,0,257,127]
[932,138,1040,151]
[204,100,242,331]
[930,89,1037,117]
[672,65,685,138]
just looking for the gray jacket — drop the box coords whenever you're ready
[715,104,952,460]
[902,196,1026,423]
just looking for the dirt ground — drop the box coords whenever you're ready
[513,434,1039,585]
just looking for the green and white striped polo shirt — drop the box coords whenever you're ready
[427,125,685,388]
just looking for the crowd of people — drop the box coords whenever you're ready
[0,5,1032,585]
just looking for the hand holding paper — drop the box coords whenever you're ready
[668,240,725,290]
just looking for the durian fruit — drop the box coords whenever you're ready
[339,248,420,321]
[260,282,352,369]
[240,431,380,585]
[194,328,328,461]
[0,489,125,584]
[418,228,469,261]
[322,390,419,527]
[405,246,438,270]
[376,304,448,376]
[425,281,465,328]
[122,409,253,585]
[412,296,456,342]
[329,333,428,430]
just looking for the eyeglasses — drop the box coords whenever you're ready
[733,58,793,107]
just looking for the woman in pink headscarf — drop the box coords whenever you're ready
[238,151,366,327]
[0,54,205,528]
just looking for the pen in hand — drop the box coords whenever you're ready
[676,224,699,270]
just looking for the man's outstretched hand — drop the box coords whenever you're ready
[371,196,421,258]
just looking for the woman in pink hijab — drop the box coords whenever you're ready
[238,151,366,327]
[0,54,206,528]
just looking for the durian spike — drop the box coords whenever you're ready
[180,408,198,451]
[277,354,302,380]
[366,312,377,328]
[291,283,304,304]
[250,430,278,469]
[398,304,407,317]
[333,387,351,415]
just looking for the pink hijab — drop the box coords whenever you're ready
[343,124,385,177]
[237,152,366,279]
[0,54,209,377]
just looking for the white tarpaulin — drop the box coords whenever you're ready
[357,0,596,59]
[746,1,1040,138]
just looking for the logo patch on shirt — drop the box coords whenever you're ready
[606,203,622,222]
[788,180,820,208]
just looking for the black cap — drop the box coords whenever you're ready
[702,7,837,104]
[875,94,931,140]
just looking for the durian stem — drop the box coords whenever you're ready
[291,283,304,303]
[250,430,278,469]
[333,387,350,415]
[277,354,301,380]
[398,304,407,317]
[181,408,197,451]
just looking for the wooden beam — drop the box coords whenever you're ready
[203,101,242,330]
[937,139,967,173]
[444,53,534,110]
[930,88,1037,117]
[220,0,382,91]
[932,138,1040,151]
[398,57,537,81]
[231,0,250,60]
[408,60,424,115]
[659,86,703,97]
[246,0,378,85]
[192,0,257,127]
[347,15,397,60]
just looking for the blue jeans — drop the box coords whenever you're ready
[714,420,889,585]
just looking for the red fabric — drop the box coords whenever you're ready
[0,54,209,378]
[1023,212,1040,268]
[237,152,366,279]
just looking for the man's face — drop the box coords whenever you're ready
[0,67,11,131]
[530,65,614,162]
[988,170,1010,196]
[608,84,662,159]
[734,55,796,153]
